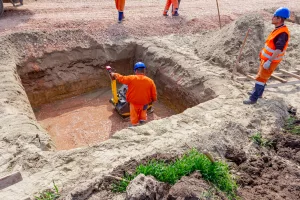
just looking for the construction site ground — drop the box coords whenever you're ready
[0,0,300,199]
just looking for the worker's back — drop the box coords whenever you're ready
[125,74,157,105]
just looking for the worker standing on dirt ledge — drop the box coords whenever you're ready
[243,7,290,105]
[111,62,157,126]
[115,0,125,23]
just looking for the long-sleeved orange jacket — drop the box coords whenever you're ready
[114,73,157,105]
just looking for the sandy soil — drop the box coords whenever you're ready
[1,0,299,40]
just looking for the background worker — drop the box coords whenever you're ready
[111,62,157,126]
[115,0,125,23]
[163,0,179,16]
[243,7,290,105]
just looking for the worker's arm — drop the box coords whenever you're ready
[268,49,282,61]
[263,49,282,69]
[151,82,157,102]
[263,32,288,69]
[111,73,132,85]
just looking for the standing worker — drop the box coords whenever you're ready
[243,7,290,104]
[111,62,157,126]
[115,0,125,23]
[163,0,179,16]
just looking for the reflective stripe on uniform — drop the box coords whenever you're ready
[262,51,272,59]
[265,45,275,53]
[261,50,284,61]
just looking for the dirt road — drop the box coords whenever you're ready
[0,0,298,40]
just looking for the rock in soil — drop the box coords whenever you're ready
[126,174,170,200]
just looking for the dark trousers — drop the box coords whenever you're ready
[250,83,265,102]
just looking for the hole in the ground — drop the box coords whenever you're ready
[17,43,216,150]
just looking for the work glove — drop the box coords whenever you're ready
[263,60,271,70]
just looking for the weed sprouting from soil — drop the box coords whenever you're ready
[250,133,274,147]
[284,116,300,135]
[111,173,133,193]
[35,181,60,200]
[201,186,224,199]
[112,149,238,199]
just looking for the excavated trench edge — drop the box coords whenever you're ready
[15,41,217,150]
[16,43,214,113]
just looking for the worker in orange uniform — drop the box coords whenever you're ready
[163,0,179,16]
[243,7,290,104]
[111,62,157,126]
[115,0,125,23]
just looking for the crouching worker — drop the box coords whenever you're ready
[111,62,157,126]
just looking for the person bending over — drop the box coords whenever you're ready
[111,62,157,126]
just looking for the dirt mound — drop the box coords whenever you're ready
[194,14,300,75]
[166,172,227,200]
[195,15,265,74]
[229,132,300,200]
[125,172,227,200]
[275,133,300,164]
[84,153,229,200]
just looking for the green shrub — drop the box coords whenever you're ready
[112,149,238,200]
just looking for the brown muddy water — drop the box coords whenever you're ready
[34,88,176,150]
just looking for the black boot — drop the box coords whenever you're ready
[243,83,265,105]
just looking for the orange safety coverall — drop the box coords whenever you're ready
[115,0,125,11]
[114,73,157,125]
[256,25,290,83]
[163,0,179,14]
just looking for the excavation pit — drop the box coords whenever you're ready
[16,44,214,150]
[33,88,176,150]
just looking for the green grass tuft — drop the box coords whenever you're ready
[284,116,300,135]
[250,133,273,147]
[111,149,238,199]
[35,181,60,200]
[111,173,134,193]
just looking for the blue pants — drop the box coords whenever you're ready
[250,83,265,102]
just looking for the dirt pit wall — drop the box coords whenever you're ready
[17,45,135,107]
[16,40,217,112]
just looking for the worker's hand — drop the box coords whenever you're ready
[263,60,271,70]
[110,73,116,78]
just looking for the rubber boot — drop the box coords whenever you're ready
[171,0,181,13]
[118,11,124,23]
[248,88,263,98]
[243,83,265,104]
[163,10,168,16]
[172,8,179,16]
